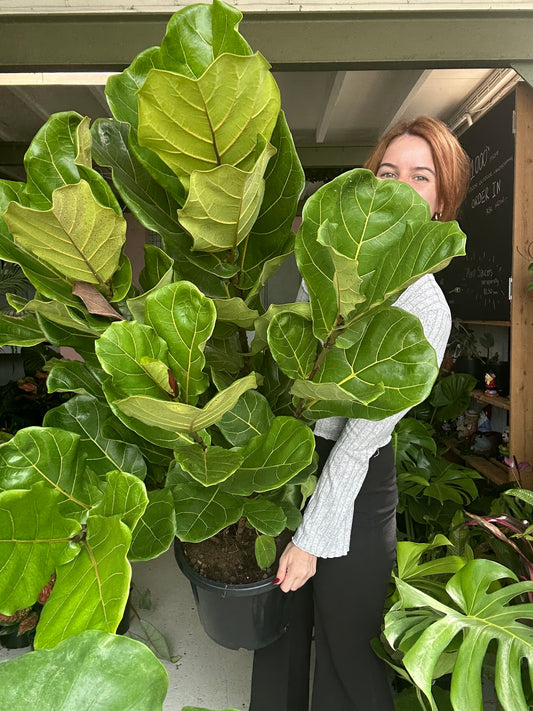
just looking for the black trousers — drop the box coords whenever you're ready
[250,437,398,711]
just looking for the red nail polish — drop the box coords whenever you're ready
[273,578,280,585]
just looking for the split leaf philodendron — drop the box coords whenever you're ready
[0,0,465,649]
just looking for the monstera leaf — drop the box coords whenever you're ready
[386,558,533,711]
[0,630,168,711]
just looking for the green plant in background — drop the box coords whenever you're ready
[393,372,480,541]
[0,630,168,710]
[0,0,466,651]
[378,538,533,711]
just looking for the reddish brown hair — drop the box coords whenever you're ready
[364,116,471,222]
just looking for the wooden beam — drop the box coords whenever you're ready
[2,11,533,72]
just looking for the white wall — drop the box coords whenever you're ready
[2,0,533,13]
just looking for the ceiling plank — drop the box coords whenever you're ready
[316,71,347,144]
[380,70,432,134]
[1,11,533,72]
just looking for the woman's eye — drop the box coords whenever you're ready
[413,174,429,182]
[378,171,396,179]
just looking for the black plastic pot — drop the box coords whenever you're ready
[174,539,293,651]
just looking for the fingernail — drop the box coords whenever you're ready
[273,578,280,585]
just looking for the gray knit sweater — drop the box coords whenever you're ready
[292,274,451,558]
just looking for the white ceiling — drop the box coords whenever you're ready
[0,66,521,181]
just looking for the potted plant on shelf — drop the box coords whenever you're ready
[0,0,466,651]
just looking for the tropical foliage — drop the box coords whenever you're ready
[0,0,464,650]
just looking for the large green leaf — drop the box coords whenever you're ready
[35,512,132,649]
[145,281,216,403]
[91,118,188,238]
[392,417,437,471]
[301,305,438,420]
[92,470,148,531]
[218,390,274,447]
[137,52,280,185]
[45,358,106,399]
[268,311,318,380]
[23,111,119,211]
[0,426,94,512]
[428,372,477,423]
[43,395,147,481]
[387,558,533,711]
[172,482,243,541]
[178,140,275,252]
[116,372,259,434]
[95,320,171,399]
[129,488,176,561]
[0,630,168,711]
[0,312,46,347]
[139,244,175,292]
[221,417,315,495]
[296,169,465,341]
[0,484,80,614]
[243,496,287,536]
[174,441,243,486]
[240,111,305,290]
[4,181,126,288]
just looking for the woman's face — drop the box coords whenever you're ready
[376,134,443,218]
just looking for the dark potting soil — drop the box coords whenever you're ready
[182,523,293,584]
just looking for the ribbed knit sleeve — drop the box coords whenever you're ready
[292,275,451,558]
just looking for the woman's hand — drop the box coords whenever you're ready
[274,541,317,593]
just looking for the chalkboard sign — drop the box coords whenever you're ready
[437,91,515,321]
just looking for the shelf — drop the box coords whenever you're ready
[456,319,511,327]
[444,436,510,486]
[471,390,510,410]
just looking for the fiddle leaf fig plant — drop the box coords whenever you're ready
[0,0,465,649]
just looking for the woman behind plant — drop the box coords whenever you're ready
[250,116,471,711]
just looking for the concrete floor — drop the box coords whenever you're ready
[0,549,253,711]
[131,548,253,711]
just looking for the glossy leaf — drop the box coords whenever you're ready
[0,426,93,512]
[254,534,277,569]
[392,417,437,471]
[0,312,46,347]
[44,396,147,481]
[139,244,175,292]
[145,281,216,403]
[218,390,274,447]
[240,111,305,290]
[172,482,243,541]
[212,298,259,329]
[0,484,80,614]
[268,311,318,380]
[244,497,287,537]
[296,169,465,341]
[4,181,126,287]
[35,512,132,648]
[91,470,148,531]
[137,52,280,184]
[91,118,188,239]
[95,320,171,399]
[387,559,533,711]
[428,372,478,422]
[0,630,168,711]
[221,417,315,495]
[129,488,176,561]
[178,141,275,253]
[116,373,259,434]
[174,441,243,486]
[45,358,106,399]
[303,306,438,421]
